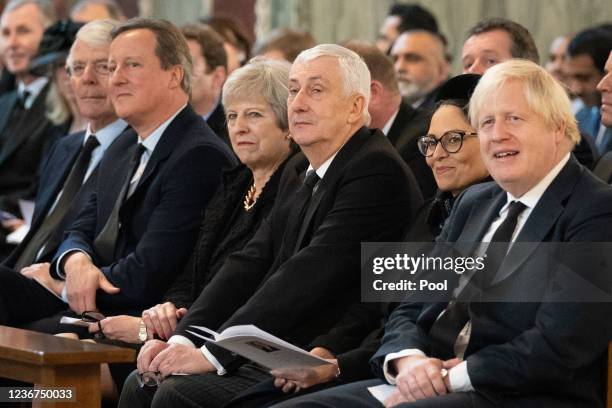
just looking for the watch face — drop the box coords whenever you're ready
[139,321,147,342]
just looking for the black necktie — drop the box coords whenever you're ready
[14,135,100,270]
[19,90,30,109]
[93,144,146,265]
[284,170,320,255]
[428,200,527,359]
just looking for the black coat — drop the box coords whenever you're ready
[175,126,423,372]
[163,158,289,309]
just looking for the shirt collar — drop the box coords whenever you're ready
[85,118,128,151]
[17,77,49,106]
[138,104,187,154]
[381,108,400,136]
[306,140,348,180]
[202,98,220,121]
[502,152,570,212]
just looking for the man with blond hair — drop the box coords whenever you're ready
[283,60,612,408]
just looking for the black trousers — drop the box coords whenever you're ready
[0,265,67,327]
[119,364,271,408]
[270,378,493,408]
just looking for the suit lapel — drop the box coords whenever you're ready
[126,107,195,201]
[0,84,49,166]
[0,91,18,134]
[293,127,372,250]
[491,157,583,285]
[32,133,84,224]
[454,191,506,257]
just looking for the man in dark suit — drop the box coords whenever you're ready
[279,61,612,408]
[181,24,230,146]
[0,18,235,327]
[3,19,128,273]
[0,0,56,250]
[593,51,612,182]
[345,41,434,199]
[118,44,422,408]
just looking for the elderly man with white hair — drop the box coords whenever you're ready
[118,43,422,408]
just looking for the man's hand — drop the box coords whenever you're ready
[392,355,448,402]
[137,339,169,373]
[271,359,339,393]
[142,302,188,340]
[20,263,65,297]
[148,343,214,378]
[384,388,410,407]
[2,218,24,232]
[88,315,141,343]
[64,252,119,314]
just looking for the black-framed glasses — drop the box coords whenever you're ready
[81,311,106,339]
[417,131,478,157]
[137,371,162,388]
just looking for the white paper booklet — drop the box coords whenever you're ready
[186,324,331,370]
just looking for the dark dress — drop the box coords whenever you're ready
[163,160,288,308]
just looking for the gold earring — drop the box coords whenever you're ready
[285,134,292,140]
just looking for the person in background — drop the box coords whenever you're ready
[565,27,612,153]
[182,24,230,146]
[201,16,251,73]
[70,0,126,23]
[253,27,316,63]
[390,29,449,110]
[0,0,57,258]
[461,17,539,75]
[376,3,438,55]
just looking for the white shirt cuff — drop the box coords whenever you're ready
[201,345,227,376]
[60,285,68,303]
[56,249,91,279]
[382,349,426,384]
[448,361,473,392]
[168,335,195,348]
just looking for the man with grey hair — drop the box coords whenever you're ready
[0,0,56,255]
[118,43,422,408]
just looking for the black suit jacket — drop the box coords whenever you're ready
[52,106,236,312]
[386,99,435,199]
[176,126,423,372]
[3,128,133,268]
[372,156,612,407]
[206,102,230,148]
[0,85,58,215]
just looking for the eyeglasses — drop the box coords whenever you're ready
[417,131,478,157]
[137,371,162,388]
[67,61,110,77]
[81,311,106,339]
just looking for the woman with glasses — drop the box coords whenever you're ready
[405,74,489,242]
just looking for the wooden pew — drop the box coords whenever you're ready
[0,325,135,408]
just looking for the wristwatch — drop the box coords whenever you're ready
[138,319,147,343]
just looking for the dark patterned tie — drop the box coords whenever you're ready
[14,135,100,270]
[92,143,146,265]
[429,200,527,359]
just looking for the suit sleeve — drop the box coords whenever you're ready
[466,211,612,393]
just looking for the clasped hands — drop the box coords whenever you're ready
[383,355,461,407]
